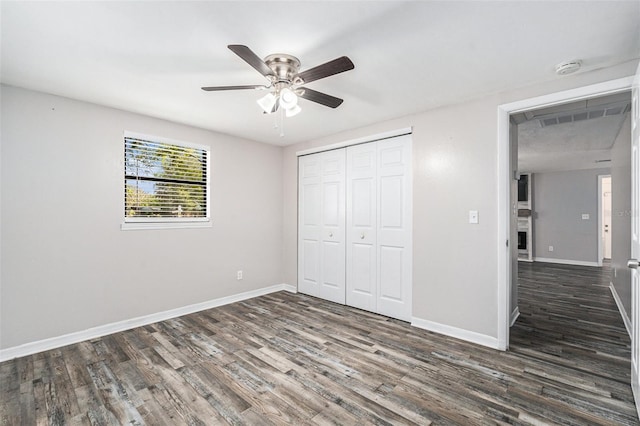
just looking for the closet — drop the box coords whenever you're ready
[298,134,412,321]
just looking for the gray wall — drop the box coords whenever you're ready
[1,61,635,351]
[1,85,284,349]
[532,168,609,265]
[282,62,636,340]
[611,114,632,321]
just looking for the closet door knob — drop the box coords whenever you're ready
[329,232,333,237]
[360,233,365,239]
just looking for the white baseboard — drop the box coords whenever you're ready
[411,317,500,350]
[534,257,600,267]
[0,283,294,362]
[282,284,297,293]
[510,307,520,327]
[609,282,631,338]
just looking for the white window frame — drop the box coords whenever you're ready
[121,131,211,231]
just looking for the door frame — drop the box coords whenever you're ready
[497,76,634,351]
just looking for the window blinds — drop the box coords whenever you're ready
[124,135,208,220]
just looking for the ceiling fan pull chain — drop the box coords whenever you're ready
[279,106,285,138]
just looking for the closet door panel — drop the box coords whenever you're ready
[346,143,377,311]
[376,136,412,321]
[379,246,405,301]
[299,135,411,321]
[319,150,346,304]
[298,155,323,297]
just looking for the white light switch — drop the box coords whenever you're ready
[469,210,479,224]
[582,214,590,220]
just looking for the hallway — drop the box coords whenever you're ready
[511,261,637,423]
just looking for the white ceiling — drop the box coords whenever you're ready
[2,1,639,146]
[517,92,631,173]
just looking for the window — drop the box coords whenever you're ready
[123,131,210,230]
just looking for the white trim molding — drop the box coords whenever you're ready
[510,307,520,327]
[0,284,295,362]
[282,283,297,293]
[411,317,500,350]
[296,127,412,157]
[533,257,600,267]
[610,282,632,338]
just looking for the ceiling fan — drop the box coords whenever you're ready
[202,45,355,118]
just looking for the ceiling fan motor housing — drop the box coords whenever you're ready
[264,54,301,83]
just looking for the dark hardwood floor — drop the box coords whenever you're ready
[1,262,638,425]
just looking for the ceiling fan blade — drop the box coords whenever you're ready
[299,88,344,108]
[201,85,266,91]
[228,45,275,78]
[297,56,354,84]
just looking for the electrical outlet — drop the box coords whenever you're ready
[582,213,590,220]
[548,245,554,252]
[237,270,243,280]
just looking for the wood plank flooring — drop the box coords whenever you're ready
[1,262,638,425]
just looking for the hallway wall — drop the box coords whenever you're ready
[532,168,610,266]
[611,114,632,325]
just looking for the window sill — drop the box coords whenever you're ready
[121,221,212,231]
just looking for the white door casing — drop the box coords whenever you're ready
[630,63,640,417]
[298,150,346,304]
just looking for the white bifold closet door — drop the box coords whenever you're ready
[298,149,346,304]
[346,136,412,321]
[298,134,412,321]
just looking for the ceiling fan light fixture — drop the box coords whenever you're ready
[257,92,277,113]
[279,88,298,110]
[285,104,302,118]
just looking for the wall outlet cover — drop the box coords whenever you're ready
[549,245,554,252]
[582,214,590,220]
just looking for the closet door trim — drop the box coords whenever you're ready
[296,127,412,157]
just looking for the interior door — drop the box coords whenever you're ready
[346,142,378,312]
[630,63,640,416]
[298,150,346,303]
[376,135,412,321]
[603,177,612,259]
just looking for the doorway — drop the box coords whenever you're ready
[497,77,634,350]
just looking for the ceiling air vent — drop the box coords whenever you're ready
[573,112,588,121]
[605,107,623,116]
[540,105,626,127]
